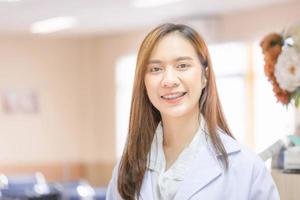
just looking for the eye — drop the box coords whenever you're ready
[149,66,162,73]
[177,63,190,70]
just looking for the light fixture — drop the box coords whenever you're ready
[132,0,184,8]
[30,16,77,34]
[0,0,20,2]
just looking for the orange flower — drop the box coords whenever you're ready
[260,33,291,105]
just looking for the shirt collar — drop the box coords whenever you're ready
[148,121,164,172]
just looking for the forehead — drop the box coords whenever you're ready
[149,32,198,61]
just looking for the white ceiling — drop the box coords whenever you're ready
[0,0,296,36]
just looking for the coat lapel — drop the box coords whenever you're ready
[140,128,241,200]
[174,132,241,200]
[139,170,154,200]
[173,143,222,200]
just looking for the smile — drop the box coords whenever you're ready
[161,92,187,100]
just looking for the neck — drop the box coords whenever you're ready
[161,108,201,149]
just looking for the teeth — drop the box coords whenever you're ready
[162,92,186,100]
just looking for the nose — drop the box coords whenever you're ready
[161,67,180,88]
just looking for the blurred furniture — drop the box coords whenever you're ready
[272,170,300,200]
[0,172,106,200]
[93,187,106,200]
[57,180,106,200]
[0,172,60,200]
[260,136,300,199]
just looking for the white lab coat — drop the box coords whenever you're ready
[106,131,280,200]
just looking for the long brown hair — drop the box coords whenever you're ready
[117,23,234,199]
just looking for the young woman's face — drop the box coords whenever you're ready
[144,32,205,118]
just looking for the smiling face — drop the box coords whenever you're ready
[144,32,206,118]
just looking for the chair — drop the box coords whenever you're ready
[58,180,95,200]
[0,172,60,200]
[93,187,106,200]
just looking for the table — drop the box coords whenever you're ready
[271,170,300,200]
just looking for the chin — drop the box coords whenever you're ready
[160,106,193,118]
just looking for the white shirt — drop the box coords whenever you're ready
[147,119,207,200]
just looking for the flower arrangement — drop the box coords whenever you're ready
[260,22,300,107]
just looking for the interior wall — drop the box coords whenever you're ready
[84,31,147,164]
[0,36,85,164]
[220,0,300,42]
[0,32,148,186]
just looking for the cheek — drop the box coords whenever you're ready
[144,76,160,101]
[186,72,203,98]
[185,70,202,88]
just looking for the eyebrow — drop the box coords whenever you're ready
[147,56,193,64]
[175,56,193,62]
[147,59,161,64]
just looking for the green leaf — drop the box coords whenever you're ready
[295,93,300,107]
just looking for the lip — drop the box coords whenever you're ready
[160,91,187,104]
[161,91,186,97]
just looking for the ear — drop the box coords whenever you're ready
[201,67,208,87]
[201,77,207,89]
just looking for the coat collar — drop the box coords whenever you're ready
[140,130,241,200]
[139,169,154,200]
[174,132,241,200]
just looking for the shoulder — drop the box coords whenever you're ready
[217,131,270,179]
[218,131,264,167]
[204,130,266,180]
[218,132,280,199]
[214,132,280,199]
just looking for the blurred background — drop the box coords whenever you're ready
[0,0,299,195]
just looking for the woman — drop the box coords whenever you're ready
[106,23,279,200]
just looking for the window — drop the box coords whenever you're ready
[209,43,247,143]
[115,54,136,158]
[115,42,295,158]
